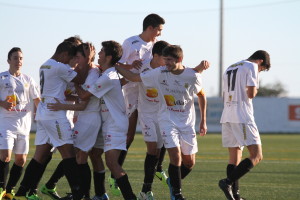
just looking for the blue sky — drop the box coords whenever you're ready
[1,0,300,97]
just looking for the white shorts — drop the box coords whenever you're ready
[221,122,261,148]
[139,112,163,148]
[93,129,104,149]
[73,112,101,152]
[102,132,127,153]
[159,123,198,155]
[123,83,139,117]
[35,118,73,148]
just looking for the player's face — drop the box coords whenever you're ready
[164,56,179,72]
[157,55,165,66]
[76,52,86,68]
[98,48,106,66]
[258,65,267,72]
[150,24,164,40]
[8,51,23,71]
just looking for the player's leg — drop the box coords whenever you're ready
[89,148,108,200]
[76,150,91,199]
[181,153,195,179]
[0,149,12,198]
[155,145,168,181]
[105,149,136,200]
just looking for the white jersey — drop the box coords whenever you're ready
[119,35,155,90]
[0,71,40,119]
[88,67,128,133]
[79,67,101,113]
[65,81,76,123]
[141,66,202,130]
[137,59,160,114]
[220,60,259,124]
[35,58,77,120]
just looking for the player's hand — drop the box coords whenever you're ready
[199,122,207,136]
[47,98,63,111]
[194,60,210,73]
[83,42,96,64]
[0,97,14,111]
[131,59,143,69]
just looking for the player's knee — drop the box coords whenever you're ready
[182,160,195,169]
[15,158,26,167]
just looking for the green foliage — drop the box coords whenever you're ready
[23,133,300,200]
[257,81,287,97]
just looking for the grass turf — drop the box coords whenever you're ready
[21,133,300,200]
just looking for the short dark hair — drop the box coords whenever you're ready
[101,40,123,65]
[55,41,77,57]
[143,13,165,31]
[162,45,183,60]
[152,40,169,56]
[64,35,83,46]
[8,47,22,60]
[77,43,95,61]
[248,50,271,70]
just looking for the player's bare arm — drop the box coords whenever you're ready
[75,83,93,100]
[247,86,257,99]
[0,97,13,111]
[118,59,143,70]
[47,98,88,111]
[193,60,210,73]
[197,89,207,136]
[115,65,142,82]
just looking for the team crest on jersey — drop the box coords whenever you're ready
[184,83,189,88]
[24,83,29,88]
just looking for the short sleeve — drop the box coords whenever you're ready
[88,74,114,99]
[118,39,131,64]
[29,77,40,99]
[57,64,77,83]
[246,63,259,87]
[194,73,203,94]
[140,67,160,88]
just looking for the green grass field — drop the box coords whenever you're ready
[24,133,300,200]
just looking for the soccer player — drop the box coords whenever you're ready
[0,47,40,200]
[218,50,271,200]
[134,40,170,199]
[75,40,137,200]
[113,14,165,195]
[115,45,209,200]
[12,41,91,200]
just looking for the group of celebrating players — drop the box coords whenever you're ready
[0,13,271,200]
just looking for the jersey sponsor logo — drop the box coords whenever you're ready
[146,88,158,98]
[6,94,18,107]
[40,65,51,69]
[164,95,186,107]
[165,88,186,95]
[132,40,139,44]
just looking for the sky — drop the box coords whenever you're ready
[1,0,300,97]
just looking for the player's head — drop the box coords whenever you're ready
[64,35,83,46]
[99,40,123,66]
[54,41,77,64]
[152,40,169,66]
[162,45,183,72]
[76,43,96,68]
[7,47,23,71]
[248,50,271,72]
[143,13,165,39]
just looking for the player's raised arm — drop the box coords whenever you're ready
[47,98,88,111]
[193,60,210,73]
[115,65,142,82]
[197,89,207,136]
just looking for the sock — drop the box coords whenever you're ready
[46,159,65,189]
[61,158,82,200]
[180,163,192,179]
[116,174,136,200]
[78,163,91,198]
[0,160,10,189]
[156,146,166,172]
[228,158,254,183]
[29,154,52,195]
[93,171,106,196]
[15,159,43,196]
[168,163,182,196]
[142,154,158,193]
[6,163,23,193]
[226,164,239,195]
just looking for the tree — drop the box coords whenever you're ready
[257,81,287,97]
